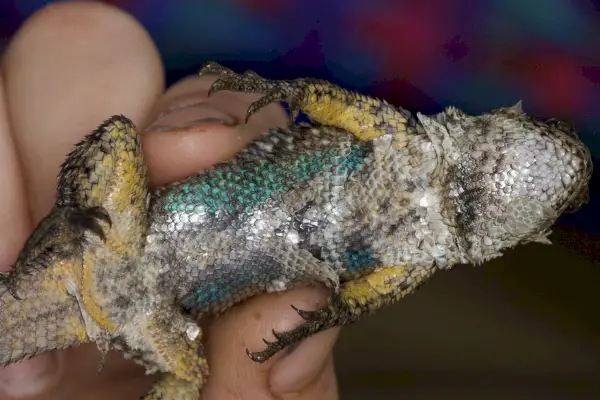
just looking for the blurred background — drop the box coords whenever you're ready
[2,0,600,398]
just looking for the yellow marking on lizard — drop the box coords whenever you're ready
[47,259,83,297]
[341,266,408,311]
[81,255,117,333]
[46,118,149,336]
[62,119,148,335]
[99,120,148,258]
[141,374,203,400]
[41,268,68,298]
[65,316,89,344]
[301,84,409,141]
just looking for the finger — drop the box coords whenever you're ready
[0,74,31,271]
[201,286,340,399]
[0,68,61,398]
[277,356,339,400]
[270,323,340,398]
[3,1,165,221]
[142,74,288,187]
[1,1,164,397]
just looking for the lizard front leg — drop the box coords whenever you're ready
[246,265,432,363]
[200,61,412,142]
[0,114,142,364]
[0,264,89,366]
[0,203,108,364]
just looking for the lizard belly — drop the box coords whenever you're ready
[148,195,343,315]
[176,248,298,314]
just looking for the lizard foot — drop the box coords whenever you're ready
[62,205,112,241]
[247,266,421,363]
[200,61,265,83]
[200,61,410,141]
[246,294,356,363]
[202,62,305,123]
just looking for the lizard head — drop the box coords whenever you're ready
[417,102,593,264]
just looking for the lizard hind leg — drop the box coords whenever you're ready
[247,265,427,363]
[140,308,209,400]
[200,61,412,142]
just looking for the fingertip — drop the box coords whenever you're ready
[202,286,337,397]
[269,328,340,395]
[0,352,64,398]
[274,355,339,400]
[0,69,31,269]
[3,0,164,220]
[143,125,261,187]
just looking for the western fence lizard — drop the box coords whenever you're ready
[0,61,593,399]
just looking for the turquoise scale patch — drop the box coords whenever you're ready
[186,267,275,309]
[342,247,375,273]
[164,142,368,215]
[186,273,246,309]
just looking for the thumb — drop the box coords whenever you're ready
[201,285,339,399]
[0,75,63,398]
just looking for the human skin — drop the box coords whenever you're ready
[0,2,338,399]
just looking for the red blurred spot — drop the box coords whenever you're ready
[350,1,456,79]
[503,49,593,115]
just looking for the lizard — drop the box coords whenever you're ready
[0,61,593,399]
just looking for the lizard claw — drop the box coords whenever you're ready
[199,61,235,78]
[0,205,111,298]
[292,304,331,322]
[207,77,239,97]
[244,84,302,124]
[246,318,329,363]
[246,297,348,363]
[271,328,285,341]
[245,85,301,123]
[66,206,112,242]
[201,62,306,125]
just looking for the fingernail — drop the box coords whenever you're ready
[145,97,237,133]
[269,328,340,395]
[0,353,62,397]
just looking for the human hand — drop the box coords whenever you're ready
[0,2,338,399]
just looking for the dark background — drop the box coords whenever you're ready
[2,1,599,398]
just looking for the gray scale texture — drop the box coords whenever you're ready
[139,105,592,316]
